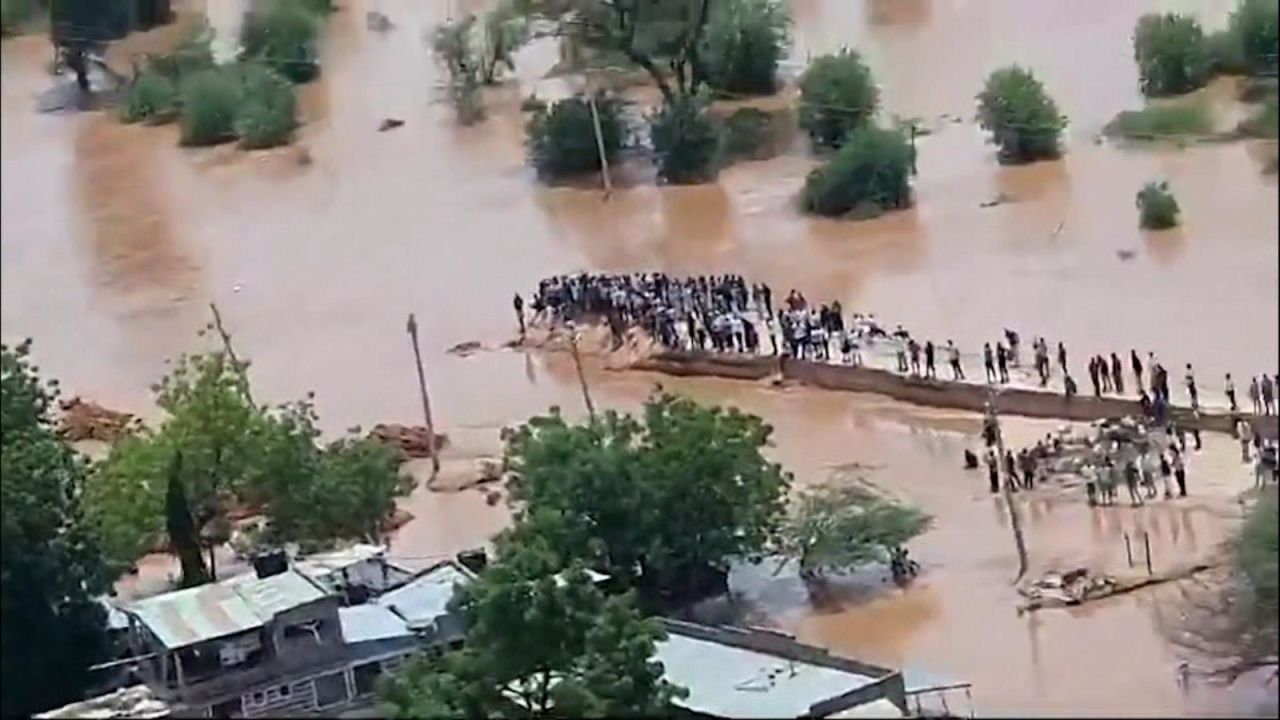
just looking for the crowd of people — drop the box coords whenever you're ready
[519,271,1278,420]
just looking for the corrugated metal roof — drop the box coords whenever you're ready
[338,605,413,644]
[294,544,386,580]
[654,632,879,719]
[126,570,328,649]
[374,562,472,629]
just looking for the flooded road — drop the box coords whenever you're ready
[2,0,1276,715]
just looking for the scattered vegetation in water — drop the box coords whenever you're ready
[178,68,243,146]
[430,14,486,125]
[1133,13,1210,97]
[800,124,913,219]
[525,93,626,179]
[701,0,791,96]
[1104,100,1214,140]
[798,49,879,149]
[234,63,298,149]
[976,65,1067,164]
[1136,181,1180,230]
[119,70,178,125]
[240,0,322,84]
[649,92,721,184]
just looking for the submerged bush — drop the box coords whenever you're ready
[241,0,321,83]
[800,124,913,218]
[701,0,791,95]
[235,63,298,149]
[1133,13,1210,97]
[179,68,242,146]
[1136,181,1180,229]
[1104,100,1213,139]
[649,93,721,184]
[976,65,1066,164]
[525,93,625,179]
[720,107,783,161]
[798,49,879,149]
[120,70,177,124]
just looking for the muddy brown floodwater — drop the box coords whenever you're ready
[2,0,1276,715]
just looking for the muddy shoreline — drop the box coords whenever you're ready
[632,350,1279,437]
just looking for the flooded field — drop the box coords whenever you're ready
[2,0,1276,715]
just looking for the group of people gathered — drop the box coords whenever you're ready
[518,272,1278,423]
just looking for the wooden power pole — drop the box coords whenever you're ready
[405,313,441,478]
[566,322,596,422]
[989,389,1029,583]
[587,94,614,200]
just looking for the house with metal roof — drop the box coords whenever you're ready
[292,544,415,603]
[655,619,909,719]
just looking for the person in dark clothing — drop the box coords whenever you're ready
[1185,364,1199,410]
[513,293,526,336]
[909,339,922,376]
[1190,420,1202,451]
[1057,342,1068,375]
[1159,452,1173,499]
[1138,389,1152,417]
[984,343,997,383]
[761,284,773,315]
[1098,355,1112,393]
[1089,357,1101,397]
[997,343,1010,383]
[947,341,965,380]
[1225,373,1238,412]
[924,341,936,379]
[1064,373,1078,397]
[1004,450,1020,490]
[1173,450,1187,497]
[986,449,1000,493]
[1124,461,1143,506]
[1110,353,1124,395]
[1004,329,1020,366]
[1019,449,1036,489]
[964,448,980,469]
[1130,350,1143,390]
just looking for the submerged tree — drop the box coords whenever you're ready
[976,65,1067,164]
[776,483,931,582]
[525,92,626,178]
[502,393,789,608]
[431,14,486,125]
[797,49,880,149]
[1136,180,1180,230]
[649,91,721,183]
[379,538,684,717]
[1,340,112,716]
[1133,13,1210,97]
[701,0,791,95]
[799,124,914,218]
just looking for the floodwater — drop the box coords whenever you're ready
[2,0,1277,715]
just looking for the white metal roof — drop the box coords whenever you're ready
[126,570,329,649]
[34,685,170,719]
[654,632,880,719]
[338,605,414,644]
[293,544,387,580]
[374,562,473,629]
[828,698,905,718]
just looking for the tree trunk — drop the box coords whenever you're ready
[165,453,209,588]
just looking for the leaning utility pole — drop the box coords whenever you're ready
[209,302,255,409]
[989,388,1029,583]
[405,313,441,478]
[566,322,597,422]
[587,94,614,200]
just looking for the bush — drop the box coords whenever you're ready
[525,93,625,179]
[976,65,1066,164]
[147,24,215,81]
[701,0,790,95]
[1237,95,1279,138]
[800,124,913,218]
[1136,181,1180,229]
[1207,29,1251,75]
[649,93,721,184]
[720,107,782,161]
[241,0,321,83]
[1103,100,1213,139]
[1228,0,1279,75]
[178,68,242,146]
[235,63,298,149]
[798,49,879,149]
[119,70,177,124]
[1133,13,1210,96]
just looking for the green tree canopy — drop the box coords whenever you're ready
[798,49,880,149]
[240,0,322,84]
[649,91,721,183]
[976,65,1066,164]
[1136,180,1180,230]
[1228,0,1279,76]
[502,393,789,607]
[525,93,626,179]
[1133,13,1210,97]
[776,483,931,580]
[379,538,684,717]
[799,124,913,218]
[1,340,112,716]
[701,0,791,95]
[85,340,410,582]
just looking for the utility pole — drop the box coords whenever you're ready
[587,94,614,201]
[566,322,597,422]
[989,389,1029,583]
[209,302,255,408]
[405,313,441,478]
